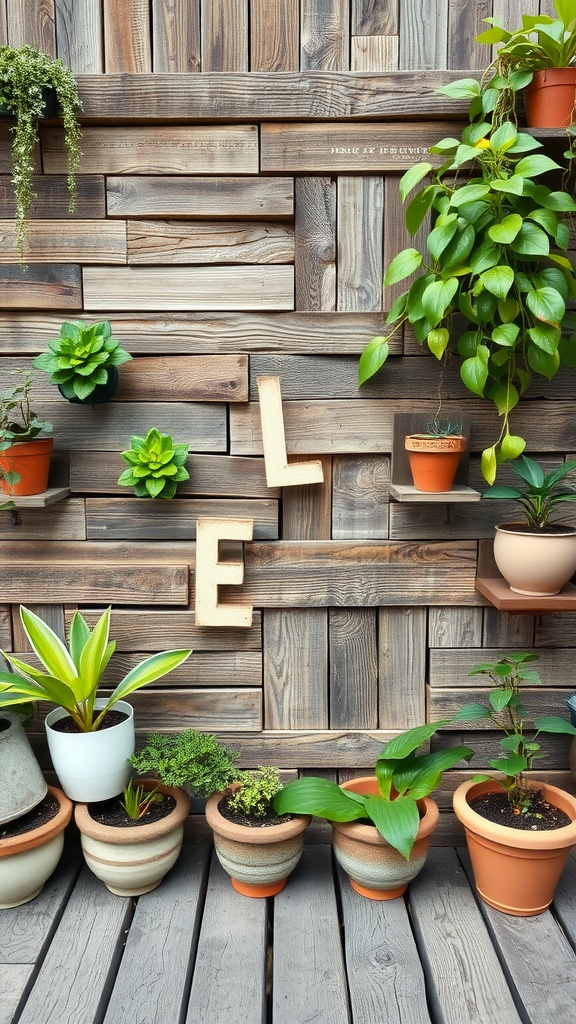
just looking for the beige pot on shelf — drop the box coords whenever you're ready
[493,523,576,596]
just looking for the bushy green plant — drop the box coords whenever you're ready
[0,45,82,262]
[0,606,192,732]
[273,723,473,860]
[118,428,190,498]
[477,1,576,77]
[227,766,283,818]
[129,730,242,796]
[34,320,132,402]
[120,781,163,820]
[459,652,576,812]
[358,72,576,484]
[483,454,576,529]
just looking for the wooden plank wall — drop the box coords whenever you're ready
[1,1,574,810]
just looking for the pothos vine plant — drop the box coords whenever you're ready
[0,45,82,262]
[358,70,576,484]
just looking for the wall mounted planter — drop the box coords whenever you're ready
[59,366,119,405]
[404,433,467,493]
[0,438,53,496]
[493,523,576,597]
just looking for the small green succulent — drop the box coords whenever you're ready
[34,320,132,401]
[118,428,190,498]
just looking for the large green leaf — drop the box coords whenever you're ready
[364,795,421,859]
[479,265,514,299]
[526,287,565,325]
[107,648,192,707]
[399,162,432,202]
[358,338,390,385]
[421,278,459,326]
[20,606,77,685]
[378,721,450,761]
[427,217,458,261]
[488,215,522,245]
[77,607,113,704]
[510,222,550,256]
[534,716,576,736]
[384,248,423,286]
[273,777,366,820]
[515,154,561,178]
[460,347,489,396]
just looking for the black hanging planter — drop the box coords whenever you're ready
[0,86,59,122]
[58,367,119,405]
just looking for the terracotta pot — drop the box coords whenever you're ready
[331,777,439,900]
[0,785,72,908]
[45,698,135,802]
[524,68,576,128]
[0,437,53,496]
[0,712,47,825]
[404,434,466,492]
[74,781,190,896]
[205,790,311,897]
[493,523,576,596]
[453,779,576,916]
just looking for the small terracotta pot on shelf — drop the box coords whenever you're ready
[524,68,576,128]
[404,434,467,493]
[0,437,53,496]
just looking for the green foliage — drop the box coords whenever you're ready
[273,723,473,860]
[129,730,242,796]
[0,45,82,262]
[416,418,463,439]
[358,60,576,484]
[120,781,163,820]
[0,369,53,501]
[458,651,576,811]
[118,428,190,499]
[476,2,576,76]
[33,320,132,402]
[0,606,192,732]
[227,766,283,818]
[483,454,576,529]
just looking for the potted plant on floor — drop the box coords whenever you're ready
[453,651,576,916]
[0,44,82,262]
[33,320,132,404]
[0,606,192,802]
[483,455,576,595]
[0,369,53,497]
[0,783,72,908]
[404,418,467,492]
[118,428,190,498]
[274,723,473,900]
[0,710,47,825]
[74,777,190,897]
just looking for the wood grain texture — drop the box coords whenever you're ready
[447,0,493,69]
[300,0,349,71]
[332,455,390,540]
[430,688,571,727]
[429,647,571,688]
[152,0,200,72]
[5,0,55,52]
[70,452,273,497]
[352,0,398,34]
[85,497,278,541]
[54,0,104,74]
[126,220,294,265]
[43,126,259,175]
[281,456,332,540]
[64,607,262,651]
[351,34,399,71]
[82,266,294,311]
[0,220,126,263]
[294,177,336,311]
[247,354,403,399]
[0,846,79,962]
[337,176,383,311]
[428,607,483,649]
[379,607,427,728]
[107,176,293,217]
[329,607,378,728]
[201,0,248,72]
[0,500,86,542]
[0,176,106,219]
[127,688,262,731]
[482,608,536,649]
[114,355,249,402]
[399,0,449,71]
[264,608,328,728]
[103,0,151,72]
[0,265,81,310]
[250,0,299,71]
[0,562,189,604]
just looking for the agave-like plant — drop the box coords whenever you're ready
[0,606,192,732]
[34,320,132,402]
[118,427,190,498]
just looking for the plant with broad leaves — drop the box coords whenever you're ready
[483,454,576,530]
[273,723,473,860]
[118,428,190,498]
[358,70,576,484]
[34,320,132,402]
[0,606,192,732]
[477,1,576,78]
[459,652,576,812]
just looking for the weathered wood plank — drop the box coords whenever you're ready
[399,0,449,71]
[300,0,349,71]
[429,648,574,688]
[6,0,56,52]
[63,608,262,651]
[107,176,294,218]
[428,608,483,649]
[379,607,427,728]
[409,849,523,1024]
[55,0,103,74]
[352,0,398,34]
[1,965,34,1024]
[102,842,210,1024]
[337,862,432,1024]
[337,176,383,311]
[351,34,399,71]
[294,177,336,311]
[103,0,151,72]
[152,0,200,72]
[330,607,378,729]
[85,498,278,541]
[200,0,248,72]
[482,608,536,649]
[185,856,266,1024]
[82,266,294,311]
[389,502,498,541]
[0,265,82,310]
[0,561,189,605]
[70,452,272,497]
[282,457,332,540]
[130,688,262,731]
[0,500,86,542]
[43,126,259,174]
[274,847,349,1024]
[250,0,299,71]
[332,455,390,539]
[432,731,572,771]
[535,614,576,647]
[126,220,294,265]
[430,688,572,727]
[15,869,132,1024]
[261,123,455,173]
[447,0,492,69]
[114,355,249,402]
[264,608,329,728]
[0,845,80,963]
[0,176,106,219]
[0,220,126,263]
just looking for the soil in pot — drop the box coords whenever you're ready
[217,794,292,829]
[88,792,176,828]
[470,790,571,831]
[0,793,59,840]
[49,708,128,734]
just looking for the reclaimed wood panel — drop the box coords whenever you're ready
[352,0,398,34]
[447,0,492,69]
[332,455,390,539]
[399,0,449,71]
[85,497,278,541]
[0,220,126,263]
[389,503,494,541]
[0,176,106,218]
[261,123,455,173]
[107,177,294,218]
[43,126,259,175]
[351,34,399,72]
[55,0,103,74]
[264,608,328,728]
[127,220,295,265]
[429,648,574,688]
[294,177,336,311]
[201,0,248,72]
[300,0,349,71]
[82,266,294,311]
[0,265,81,309]
[482,608,536,649]
[430,688,572,727]
[0,500,86,542]
[114,355,249,402]
[432,731,572,771]
[131,688,262,731]
[0,562,189,604]
[379,607,427,728]
[282,456,332,540]
[247,353,409,398]
[337,175,383,311]
[250,0,299,72]
[152,0,200,72]
[6,0,56,52]
[64,607,262,651]
[535,615,576,648]
[70,451,273,497]
[329,607,378,729]
[103,0,151,72]
[428,607,483,649]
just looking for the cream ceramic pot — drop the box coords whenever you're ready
[45,699,135,802]
[494,523,576,596]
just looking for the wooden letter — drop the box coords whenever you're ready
[257,375,324,487]
[195,517,253,627]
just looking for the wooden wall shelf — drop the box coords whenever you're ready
[4,487,70,508]
[476,577,576,612]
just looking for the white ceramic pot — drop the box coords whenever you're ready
[0,786,72,908]
[74,782,190,896]
[494,523,576,596]
[45,699,135,802]
[0,711,47,824]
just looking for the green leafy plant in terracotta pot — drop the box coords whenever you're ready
[33,320,132,404]
[453,651,576,916]
[274,722,473,900]
[0,369,53,497]
[483,455,576,595]
[358,69,576,485]
[0,44,82,261]
[118,428,190,498]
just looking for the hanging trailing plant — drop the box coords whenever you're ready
[0,45,82,262]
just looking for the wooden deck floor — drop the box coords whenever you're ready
[2,835,576,1024]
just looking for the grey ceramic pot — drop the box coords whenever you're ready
[0,712,47,825]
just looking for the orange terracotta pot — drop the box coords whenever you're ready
[524,68,576,128]
[205,790,311,898]
[331,777,439,900]
[453,779,576,916]
[404,434,466,492]
[0,437,53,496]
